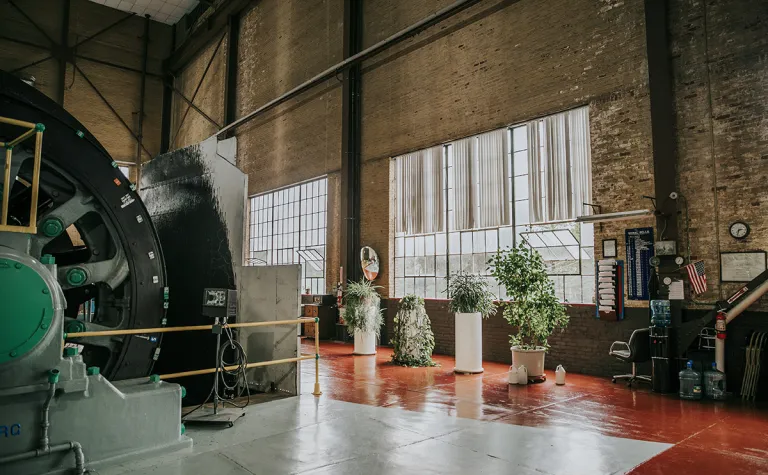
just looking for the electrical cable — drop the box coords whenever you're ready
[181,321,251,418]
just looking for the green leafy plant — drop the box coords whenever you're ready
[391,295,436,367]
[342,279,384,336]
[488,242,569,350]
[446,272,496,318]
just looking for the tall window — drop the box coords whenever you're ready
[247,177,328,294]
[393,107,595,303]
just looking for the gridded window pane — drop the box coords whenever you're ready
[247,177,328,294]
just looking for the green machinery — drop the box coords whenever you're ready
[0,72,191,474]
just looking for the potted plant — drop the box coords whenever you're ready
[391,294,436,367]
[447,272,496,373]
[488,242,569,378]
[342,279,384,355]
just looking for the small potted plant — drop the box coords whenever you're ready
[391,294,436,367]
[343,278,384,355]
[447,272,496,373]
[488,242,569,378]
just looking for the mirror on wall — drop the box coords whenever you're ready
[361,246,379,281]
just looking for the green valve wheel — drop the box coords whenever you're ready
[66,267,88,286]
[0,258,54,363]
[65,320,86,334]
[149,374,160,383]
[42,218,64,237]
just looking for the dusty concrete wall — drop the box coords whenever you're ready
[670,0,768,307]
[0,0,172,168]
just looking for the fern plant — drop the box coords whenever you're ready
[342,279,384,336]
[446,272,496,318]
[488,242,569,350]
[391,295,436,367]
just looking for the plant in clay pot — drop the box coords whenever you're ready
[488,242,569,377]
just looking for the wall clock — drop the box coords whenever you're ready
[729,221,750,239]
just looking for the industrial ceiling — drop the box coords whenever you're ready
[88,0,199,25]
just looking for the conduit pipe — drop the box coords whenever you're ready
[715,278,768,371]
[214,0,482,139]
[0,377,86,474]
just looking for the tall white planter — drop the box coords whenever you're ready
[511,346,546,377]
[454,312,483,373]
[354,330,377,355]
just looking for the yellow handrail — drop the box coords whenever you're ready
[0,116,44,234]
[67,316,323,398]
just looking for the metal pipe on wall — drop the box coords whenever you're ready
[715,279,768,371]
[135,14,151,188]
[214,0,482,139]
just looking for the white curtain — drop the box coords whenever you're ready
[528,106,592,223]
[395,146,444,235]
[544,113,571,221]
[476,129,510,228]
[452,137,474,230]
[569,106,592,217]
[527,120,544,223]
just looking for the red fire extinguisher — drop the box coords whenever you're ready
[715,312,727,340]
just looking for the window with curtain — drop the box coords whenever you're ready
[393,106,594,303]
[247,177,328,294]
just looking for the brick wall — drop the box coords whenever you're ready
[0,0,172,168]
[670,0,768,308]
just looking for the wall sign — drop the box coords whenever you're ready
[602,239,617,258]
[720,251,767,282]
[625,227,654,300]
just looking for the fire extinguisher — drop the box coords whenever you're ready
[715,312,727,340]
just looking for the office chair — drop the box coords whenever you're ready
[609,327,652,387]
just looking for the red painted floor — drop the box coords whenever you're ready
[301,341,768,475]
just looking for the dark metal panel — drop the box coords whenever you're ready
[136,14,151,185]
[341,0,363,284]
[58,0,71,105]
[644,0,678,256]
[223,13,240,130]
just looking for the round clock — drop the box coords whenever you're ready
[729,221,750,239]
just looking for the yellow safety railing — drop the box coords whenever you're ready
[0,116,44,234]
[65,318,322,397]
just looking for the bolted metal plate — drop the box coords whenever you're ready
[0,257,54,364]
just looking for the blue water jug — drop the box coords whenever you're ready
[679,360,702,400]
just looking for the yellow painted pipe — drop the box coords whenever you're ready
[1,148,11,226]
[66,318,314,339]
[26,131,43,233]
[313,314,322,397]
[7,127,36,148]
[0,117,36,128]
[159,354,315,380]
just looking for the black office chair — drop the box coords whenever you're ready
[609,328,652,387]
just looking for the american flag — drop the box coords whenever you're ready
[684,260,707,295]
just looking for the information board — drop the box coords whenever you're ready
[625,227,654,300]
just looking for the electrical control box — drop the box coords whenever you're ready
[202,288,238,320]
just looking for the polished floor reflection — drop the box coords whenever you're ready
[100,341,768,474]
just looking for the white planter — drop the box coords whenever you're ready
[454,312,483,373]
[353,330,377,355]
[511,346,546,377]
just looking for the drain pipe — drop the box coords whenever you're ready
[0,370,86,474]
[715,279,768,371]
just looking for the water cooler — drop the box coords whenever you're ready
[650,299,679,393]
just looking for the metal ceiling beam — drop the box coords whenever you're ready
[223,12,240,131]
[171,86,222,129]
[73,63,152,159]
[340,0,363,284]
[169,31,226,148]
[215,0,483,139]
[644,0,678,267]
[58,0,71,105]
[165,0,252,75]
[135,14,151,187]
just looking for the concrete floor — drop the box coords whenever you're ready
[98,341,768,475]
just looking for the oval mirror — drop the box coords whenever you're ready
[360,246,379,281]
